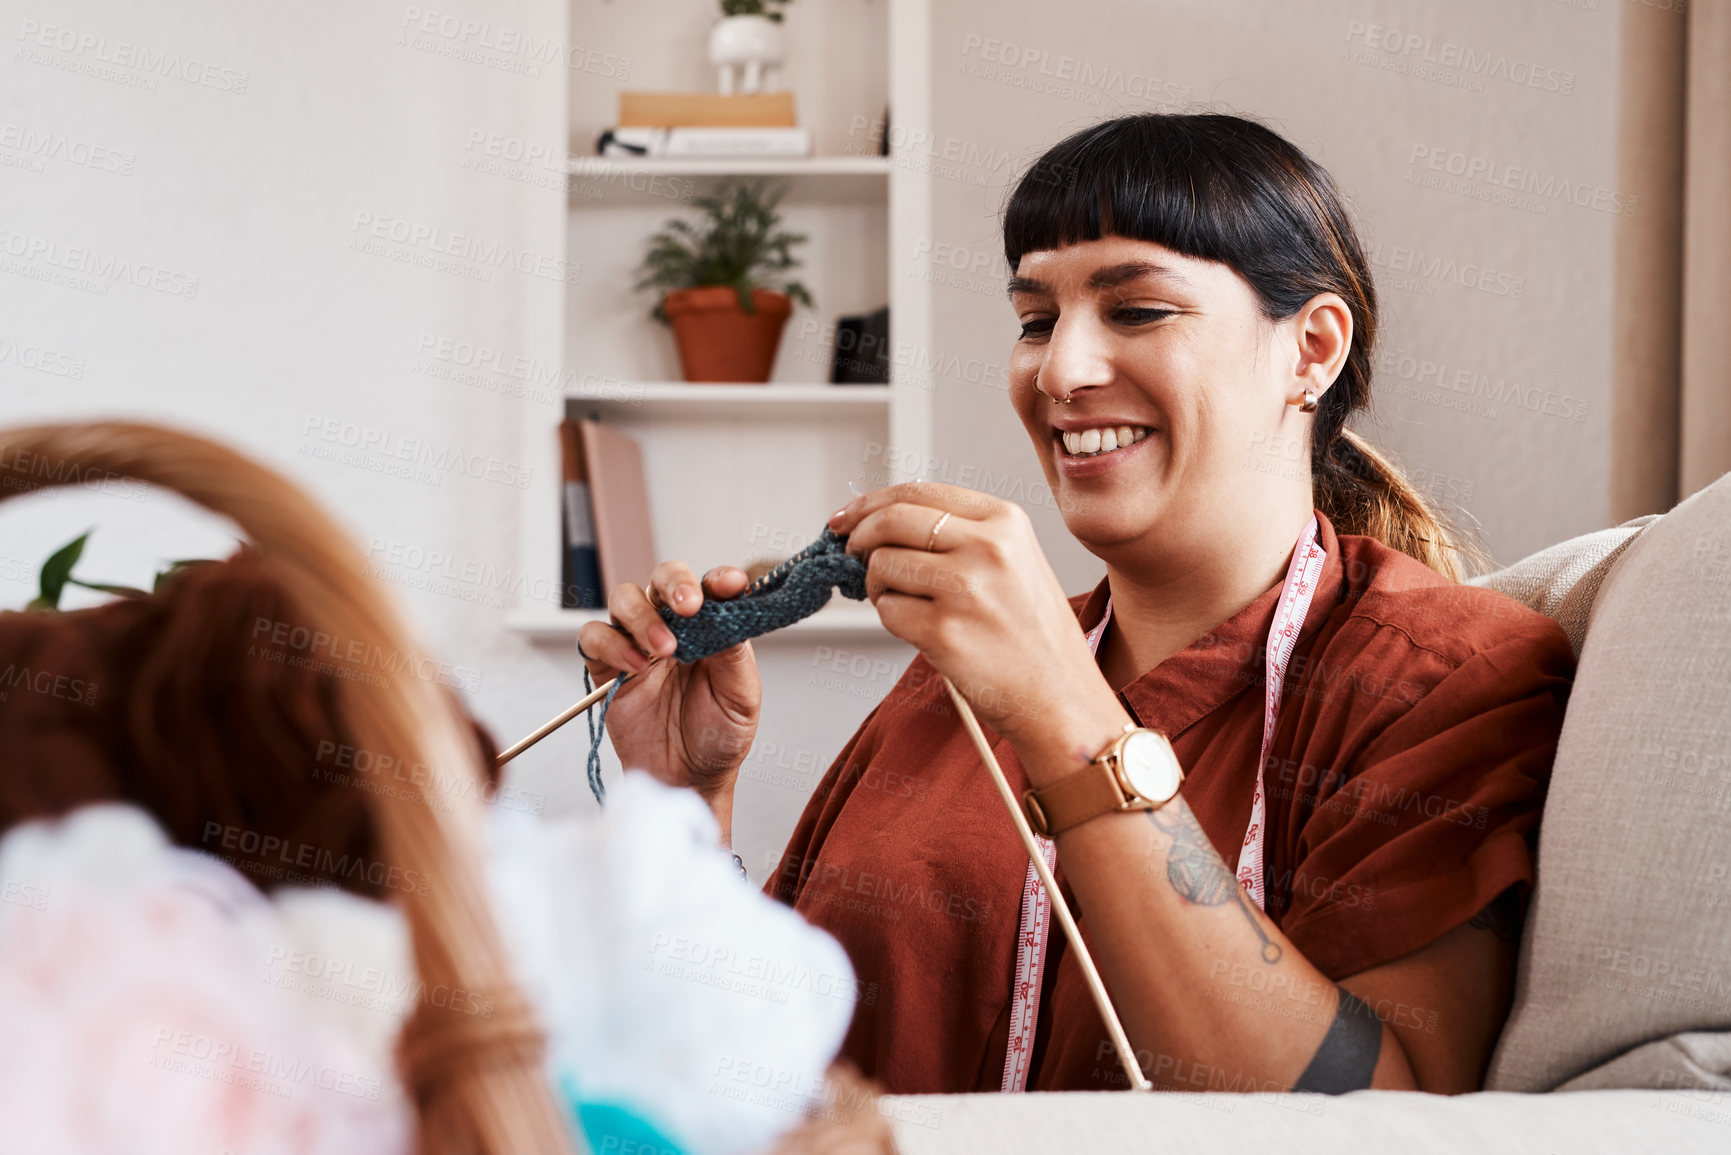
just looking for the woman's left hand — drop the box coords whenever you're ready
[830,482,1113,749]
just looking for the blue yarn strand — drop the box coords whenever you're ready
[584,664,628,805]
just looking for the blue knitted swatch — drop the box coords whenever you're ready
[584,527,868,803]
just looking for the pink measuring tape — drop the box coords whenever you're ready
[999,515,1326,1092]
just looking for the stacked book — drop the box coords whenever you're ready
[596,91,811,159]
[558,419,655,610]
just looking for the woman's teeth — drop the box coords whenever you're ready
[1061,425,1151,457]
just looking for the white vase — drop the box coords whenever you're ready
[708,14,785,96]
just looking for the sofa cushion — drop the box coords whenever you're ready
[1467,516,1659,656]
[1485,474,1731,1092]
[886,1088,1731,1153]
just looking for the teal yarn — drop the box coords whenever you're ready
[559,1071,689,1155]
[583,527,867,804]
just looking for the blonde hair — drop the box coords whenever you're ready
[0,421,574,1155]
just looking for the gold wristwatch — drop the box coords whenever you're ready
[1022,722,1184,837]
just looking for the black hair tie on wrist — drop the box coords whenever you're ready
[1291,987,1383,1094]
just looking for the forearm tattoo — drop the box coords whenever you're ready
[1148,807,1283,964]
[1291,988,1383,1093]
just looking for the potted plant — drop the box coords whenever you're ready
[710,0,792,94]
[636,179,813,384]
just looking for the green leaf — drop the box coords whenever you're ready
[153,559,212,592]
[33,530,92,612]
[634,177,813,319]
[66,577,151,598]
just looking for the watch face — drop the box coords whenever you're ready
[1120,730,1181,803]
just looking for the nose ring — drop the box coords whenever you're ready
[1036,370,1073,404]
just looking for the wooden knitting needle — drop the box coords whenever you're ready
[941,676,1154,1093]
[496,675,619,766]
[492,652,1152,1090]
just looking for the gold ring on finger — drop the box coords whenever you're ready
[925,510,952,553]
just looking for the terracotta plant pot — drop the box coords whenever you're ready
[662,286,792,383]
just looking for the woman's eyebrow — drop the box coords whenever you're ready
[1007,262,1191,300]
[1086,261,1191,291]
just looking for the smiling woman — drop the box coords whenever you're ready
[579,113,1575,1100]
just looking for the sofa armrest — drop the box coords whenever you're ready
[885,1089,1731,1154]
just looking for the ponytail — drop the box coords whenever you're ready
[1315,428,1479,582]
[0,422,573,1155]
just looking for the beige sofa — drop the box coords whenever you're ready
[884,475,1731,1153]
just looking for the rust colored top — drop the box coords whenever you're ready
[768,513,1575,1093]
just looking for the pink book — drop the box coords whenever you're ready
[577,419,657,594]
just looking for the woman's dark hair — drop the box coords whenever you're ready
[1003,113,1474,580]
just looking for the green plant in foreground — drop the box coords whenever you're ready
[720,0,794,21]
[635,179,814,322]
[25,529,211,611]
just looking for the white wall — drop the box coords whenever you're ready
[0,0,581,813]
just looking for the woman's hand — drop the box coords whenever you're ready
[830,482,1119,759]
[577,562,761,807]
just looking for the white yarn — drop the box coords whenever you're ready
[0,804,412,1155]
[487,771,858,1155]
[0,781,857,1155]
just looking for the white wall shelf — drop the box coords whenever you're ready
[566,382,891,418]
[515,0,931,644]
[506,600,885,642]
[567,157,890,177]
[567,157,889,204]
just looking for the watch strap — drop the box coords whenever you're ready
[1023,758,1133,837]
